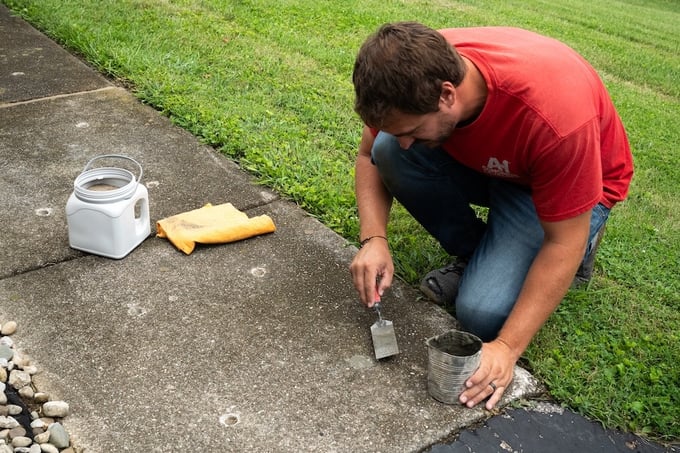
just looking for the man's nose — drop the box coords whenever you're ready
[397,137,415,149]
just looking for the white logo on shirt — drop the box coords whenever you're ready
[482,157,519,178]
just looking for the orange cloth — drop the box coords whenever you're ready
[156,203,276,255]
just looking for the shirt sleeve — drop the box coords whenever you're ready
[529,118,603,222]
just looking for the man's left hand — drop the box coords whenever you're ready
[459,339,517,410]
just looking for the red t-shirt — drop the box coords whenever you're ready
[375,27,634,222]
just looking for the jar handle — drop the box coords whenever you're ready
[82,154,144,183]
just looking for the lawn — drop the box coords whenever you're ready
[3,0,678,442]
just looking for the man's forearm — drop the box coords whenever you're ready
[355,132,392,238]
[496,247,578,358]
[496,212,591,356]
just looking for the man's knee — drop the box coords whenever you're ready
[455,282,516,342]
[371,132,399,164]
[455,300,507,342]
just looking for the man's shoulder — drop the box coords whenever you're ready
[445,27,602,135]
[439,26,574,63]
[438,26,545,43]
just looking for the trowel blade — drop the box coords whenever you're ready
[371,319,399,360]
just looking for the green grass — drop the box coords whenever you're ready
[3,0,679,443]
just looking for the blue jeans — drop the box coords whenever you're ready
[371,132,610,341]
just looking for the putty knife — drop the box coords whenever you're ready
[370,289,399,360]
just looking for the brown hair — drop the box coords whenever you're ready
[352,22,466,128]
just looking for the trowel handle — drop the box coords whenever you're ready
[373,287,381,304]
[373,287,383,320]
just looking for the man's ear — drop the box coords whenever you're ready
[440,81,456,107]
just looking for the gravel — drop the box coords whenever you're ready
[0,320,79,453]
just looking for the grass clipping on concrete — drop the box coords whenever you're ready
[4,0,678,442]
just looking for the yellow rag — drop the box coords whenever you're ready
[156,202,276,255]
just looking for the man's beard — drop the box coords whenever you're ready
[422,118,457,148]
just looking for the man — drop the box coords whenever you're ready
[349,22,633,410]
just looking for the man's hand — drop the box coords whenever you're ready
[458,211,592,409]
[459,339,518,410]
[350,239,394,307]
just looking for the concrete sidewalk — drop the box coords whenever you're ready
[0,5,541,452]
[1,5,676,453]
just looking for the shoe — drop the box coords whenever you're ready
[419,257,468,306]
[572,225,606,288]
